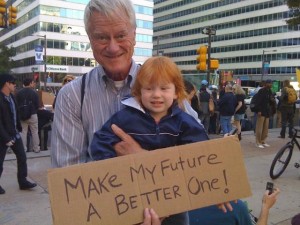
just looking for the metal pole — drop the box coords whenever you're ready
[156,36,159,56]
[207,31,212,83]
[261,50,265,81]
[43,35,47,89]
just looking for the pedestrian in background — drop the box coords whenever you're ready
[278,80,297,138]
[254,80,274,149]
[199,80,211,133]
[184,80,201,118]
[232,84,246,140]
[209,85,219,134]
[37,100,53,151]
[16,78,40,153]
[252,80,266,132]
[52,74,75,109]
[0,74,37,195]
[218,84,237,135]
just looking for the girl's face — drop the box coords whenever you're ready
[140,82,177,122]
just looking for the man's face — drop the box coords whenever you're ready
[266,83,272,89]
[87,11,136,80]
[30,81,36,88]
[7,81,16,93]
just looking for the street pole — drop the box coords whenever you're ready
[261,49,277,81]
[31,34,47,90]
[202,27,216,84]
[260,50,265,81]
[207,33,212,82]
[156,36,159,56]
[43,35,47,90]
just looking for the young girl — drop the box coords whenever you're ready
[90,56,208,225]
[90,56,208,159]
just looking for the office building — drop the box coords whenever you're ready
[0,0,153,87]
[153,0,300,86]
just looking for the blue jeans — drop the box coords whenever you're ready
[220,115,232,134]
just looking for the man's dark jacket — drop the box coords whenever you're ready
[255,87,273,117]
[16,88,39,114]
[0,92,22,145]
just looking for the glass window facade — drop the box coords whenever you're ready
[0,0,153,81]
[153,0,299,81]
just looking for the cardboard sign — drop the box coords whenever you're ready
[48,136,252,225]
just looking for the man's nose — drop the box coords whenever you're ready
[106,38,119,53]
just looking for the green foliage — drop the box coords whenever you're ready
[286,0,300,26]
[0,43,16,73]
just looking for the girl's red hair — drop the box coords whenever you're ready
[131,56,187,104]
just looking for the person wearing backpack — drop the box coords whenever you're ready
[278,80,297,139]
[16,78,40,153]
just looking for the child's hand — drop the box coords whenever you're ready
[112,124,145,156]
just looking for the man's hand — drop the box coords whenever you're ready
[6,140,15,147]
[261,188,280,209]
[217,200,238,213]
[256,188,280,225]
[139,208,161,225]
[111,124,146,156]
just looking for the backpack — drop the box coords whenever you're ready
[250,94,258,112]
[285,87,297,104]
[19,100,33,120]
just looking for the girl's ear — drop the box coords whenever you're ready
[174,93,178,100]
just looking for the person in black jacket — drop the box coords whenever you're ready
[0,74,37,194]
[255,80,275,149]
[37,103,54,150]
[16,78,40,153]
[218,84,237,135]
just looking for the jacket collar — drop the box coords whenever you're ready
[121,97,182,116]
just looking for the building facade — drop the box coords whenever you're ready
[153,0,300,87]
[0,0,153,88]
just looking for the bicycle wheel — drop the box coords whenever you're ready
[269,143,293,179]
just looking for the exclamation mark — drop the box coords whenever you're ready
[223,169,229,194]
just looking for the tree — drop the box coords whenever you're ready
[286,0,300,26]
[0,43,16,73]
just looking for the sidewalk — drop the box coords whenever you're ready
[0,128,299,225]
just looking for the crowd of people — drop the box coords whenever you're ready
[0,0,299,224]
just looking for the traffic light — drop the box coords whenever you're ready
[196,46,207,71]
[8,6,17,25]
[0,0,6,14]
[210,59,219,70]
